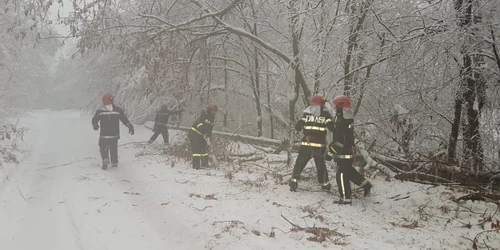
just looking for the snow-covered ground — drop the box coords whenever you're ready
[0,110,498,250]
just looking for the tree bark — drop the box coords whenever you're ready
[455,0,484,172]
[343,0,373,96]
[266,61,274,139]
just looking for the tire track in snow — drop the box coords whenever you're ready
[107,167,205,250]
[64,201,85,250]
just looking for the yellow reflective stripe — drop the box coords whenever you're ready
[191,127,203,135]
[196,123,204,128]
[193,153,208,157]
[301,142,325,147]
[204,119,212,124]
[334,155,353,159]
[325,119,332,123]
[304,126,326,131]
[330,146,337,153]
[99,111,119,115]
[100,135,119,139]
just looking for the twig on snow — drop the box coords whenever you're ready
[16,187,32,201]
[281,213,302,229]
[189,204,213,211]
[38,157,97,170]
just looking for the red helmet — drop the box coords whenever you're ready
[311,95,325,106]
[102,93,114,105]
[207,103,218,112]
[333,95,351,109]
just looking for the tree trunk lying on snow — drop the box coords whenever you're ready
[370,152,411,172]
[144,122,299,152]
[394,172,456,184]
[356,139,396,177]
[452,192,500,204]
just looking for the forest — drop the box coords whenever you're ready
[1,0,500,188]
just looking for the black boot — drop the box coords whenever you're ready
[361,180,372,197]
[192,156,201,170]
[321,183,331,192]
[102,158,110,170]
[289,178,298,192]
[333,198,352,205]
[201,156,209,168]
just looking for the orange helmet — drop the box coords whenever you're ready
[333,95,351,109]
[102,93,114,105]
[311,95,325,106]
[207,103,218,112]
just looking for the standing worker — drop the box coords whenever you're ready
[92,93,134,170]
[148,104,182,145]
[326,95,372,205]
[289,95,335,192]
[188,104,218,169]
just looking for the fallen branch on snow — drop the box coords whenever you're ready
[280,213,347,243]
[395,172,456,184]
[16,187,32,201]
[452,193,500,205]
[38,157,97,170]
[189,204,213,211]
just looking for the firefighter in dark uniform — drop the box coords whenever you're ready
[289,95,335,192]
[326,95,372,204]
[92,93,135,170]
[188,104,218,169]
[148,104,182,144]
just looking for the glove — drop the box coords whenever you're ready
[128,125,134,135]
[206,136,212,146]
[93,124,99,131]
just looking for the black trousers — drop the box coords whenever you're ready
[99,138,118,163]
[292,146,329,184]
[335,158,364,200]
[188,131,208,169]
[150,127,169,144]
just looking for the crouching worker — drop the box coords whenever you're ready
[289,95,335,192]
[148,104,182,145]
[92,93,134,170]
[326,95,372,205]
[188,104,217,169]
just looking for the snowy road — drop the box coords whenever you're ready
[0,111,203,250]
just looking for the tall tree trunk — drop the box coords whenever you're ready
[455,0,484,172]
[343,0,373,96]
[253,22,263,137]
[447,88,463,164]
[266,61,274,139]
[288,0,304,124]
[223,51,228,128]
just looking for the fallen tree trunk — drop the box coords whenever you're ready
[371,152,411,172]
[145,122,365,161]
[452,192,500,204]
[394,172,455,184]
[144,122,299,152]
[356,139,396,177]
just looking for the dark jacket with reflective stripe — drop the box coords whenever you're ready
[329,115,355,155]
[154,108,180,132]
[92,105,132,139]
[295,106,334,146]
[190,110,215,137]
